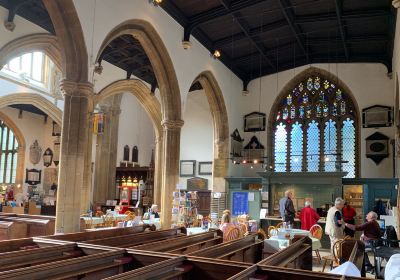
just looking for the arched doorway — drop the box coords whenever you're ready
[96,19,182,228]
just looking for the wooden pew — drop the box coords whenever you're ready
[0,221,27,240]
[227,265,364,280]
[131,230,223,254]
[340,239,366,277]
[103,256,251,280]
[0,243,84,271]
[258,236,313,270]
[80,228,187,248]
[0,216,54,236]
[189,235,263,263]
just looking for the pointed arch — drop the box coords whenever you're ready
[0,93,62,125]
[0,33,62,71]
[191,71,229,191]
[268,66,360,177]
[96,19,181,121]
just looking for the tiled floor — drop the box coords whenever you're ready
[312,249,376,278]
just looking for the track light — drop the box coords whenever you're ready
[212,50,221,59]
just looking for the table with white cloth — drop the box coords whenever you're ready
[81,214,128,228]
[186,227,209,235]
[264,228,322,253]
[143,218,161,230]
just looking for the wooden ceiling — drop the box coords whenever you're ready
[161,0,397,88]
[1,0,396,90]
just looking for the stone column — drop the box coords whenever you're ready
[56,80,93,233]
[153,135,163,207]
[213,138,228,192]
[160,119,184,229]
[93,95,122,205]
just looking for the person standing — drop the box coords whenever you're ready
[325,197,345,252]
[299,201,320,230]
[342,202,357,237]
[284,191,296,226]
[279,194,288,219]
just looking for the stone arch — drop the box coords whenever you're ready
[95,19,181,121]
[0,93,62,125]
[42,0,88,82]
[95,79,163,207]
[267,66,360,176]
[0,33,62,71]
[0,111,26,186]
[191,71,229,192]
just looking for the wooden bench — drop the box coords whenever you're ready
[103,256,251,280]
[189,235,263,263]
[80,228,187,247]
[258,236,312,270]
[131,231,223,253]
[0,221,27,240]
[340,239,366,277]
[0,237,58,253]
[0,216,54,237]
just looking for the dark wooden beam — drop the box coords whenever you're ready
[278,0,308,62]
[295,9,390,24]
[218,0,275,70]
[334,0,349,60]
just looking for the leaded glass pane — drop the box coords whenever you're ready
[274,123,287,172]
[307,121,320,171]
[342,118,356,178]
[314,77,320,90]
[283,108,288,119]
[5,153,12,183]
[290,122,303,172]
[299,105,305,118]
[324,120,337,171]
[11,153,17,183]
[290,105,296,119]
[287,94,292,105]
[307,78,313,90]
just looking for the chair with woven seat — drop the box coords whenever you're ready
[103,213,115,228]
[322,239,343,272]
[309,224,323,263]
[238,223,248,236]
[225,226,241,242]
[267,226,278,238]
[276,222,284,230]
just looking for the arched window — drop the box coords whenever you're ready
[272,75,358,178]
[1,51,61,95]
[0,120,19,184]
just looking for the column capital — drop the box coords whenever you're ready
[393,0,400,8]
[161,119,184,130]
[60,80,94,97]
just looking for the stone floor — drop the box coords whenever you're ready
[312,249,376,278]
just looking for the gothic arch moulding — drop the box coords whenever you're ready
[96,19,182,121]
[0,93,62,125]
[95,79,162,138]
[42,0,88,82]
[268,66,360,177]
[0,111,26,185]
[191,71,229,190]
[0,33,62,70]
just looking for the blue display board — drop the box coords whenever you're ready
[232,192,248,216]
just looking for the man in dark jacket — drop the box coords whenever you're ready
[284,191,296,226]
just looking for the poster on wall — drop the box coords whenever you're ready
[43,168,58,194]
[232,192,248,216]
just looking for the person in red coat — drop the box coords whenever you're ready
[342,202,357,237]
[299,201,320,230]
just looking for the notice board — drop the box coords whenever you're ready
[232,192,248,215]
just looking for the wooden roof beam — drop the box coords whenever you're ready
[278,0,309,62]
[334,0,349,61]
[295,9,390,24]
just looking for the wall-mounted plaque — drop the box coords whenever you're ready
[366,132,389,165]
[244,111,266,132]
[187,177,208,190]
[230,129,244,158]
[25,169,42,185]
[180,160,196,177]
[362,105,393,128]
[198,161,212,175]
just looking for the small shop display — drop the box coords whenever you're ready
[171,190,199,228]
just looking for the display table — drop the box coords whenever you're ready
[186,227,209,235]
[143,219,161,230]
[265,229,321,251]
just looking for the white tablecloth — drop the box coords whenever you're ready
[264,229,322,252]
[186,227,208,235]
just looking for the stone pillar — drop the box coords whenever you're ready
[56,80,93,233]
[213,138,228,192]
[93,95,122,205]
[153,135,163,207]
[160,119,184,229]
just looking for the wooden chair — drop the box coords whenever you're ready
[322,239,343,272]
[276,222,284,230]
[238,223,248,236]
[85,217,93,229]
[225,227,241,242]
[267,226,278,238]
[309,224,323,263]
[125,212,136,221]
[257,228,267,240]
[103,213,114,228]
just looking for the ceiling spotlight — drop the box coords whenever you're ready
[242,160,247,164]
[151,0,162,6]
[212,50,221,59]
[250,165,254,169]
[253,159,258,164]
[182,40,192,50]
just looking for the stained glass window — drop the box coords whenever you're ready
[290,122,303,172]
[0,120,19,184]
[271,74,358,177]
[274,123,287,172]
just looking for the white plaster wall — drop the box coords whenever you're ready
[236,63,395,178]
[0,107,57,192]
[116,93,155,167]
[179,90,213,188]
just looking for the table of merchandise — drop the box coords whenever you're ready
[264,228,321,253]
[186,227,209,235]
[143,218,161,230]
[81,214,127,226]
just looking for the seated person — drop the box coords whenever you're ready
[345,211,382,272]
[150,204,160,218]
[219,212,237,241]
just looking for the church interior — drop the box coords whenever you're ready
[0,0,400,279]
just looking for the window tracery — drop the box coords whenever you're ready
[0,120,18,184]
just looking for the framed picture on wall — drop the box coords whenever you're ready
[180,160,196,177]
[198,161,212,175]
